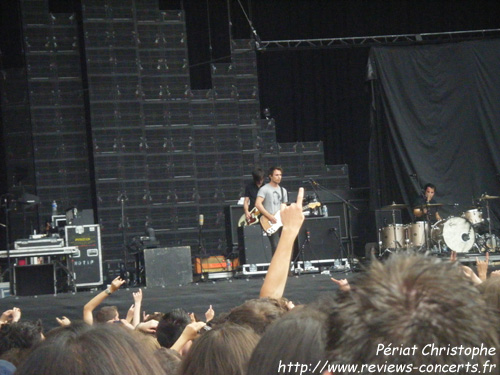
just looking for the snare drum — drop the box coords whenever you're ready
[380,224,407,249]
[407,221,429,247]
[462,209,484,225]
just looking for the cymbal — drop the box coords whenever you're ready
[479,195,500,200]
[414,203,443,208]
[381,203,408,210]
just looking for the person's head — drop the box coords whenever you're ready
[0,321,44,357]
[247,305,328,375]
[267,166,283,185]
[178,323,260,375]
[95,306,119,323]
[423,183,436,200]
[326,252,500,371]
[252,168,265,186]
[15,324,164,375]
[156,308,191,348]
[222,298,288,335]
[477,276,500,313]
[144,312,163,322]
[153,347,182,375]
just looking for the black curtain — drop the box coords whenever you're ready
[369,38,500,222]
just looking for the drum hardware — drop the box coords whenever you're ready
[478,193,498,252]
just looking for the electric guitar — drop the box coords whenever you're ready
[238,206,261,227]
[259,202,322,235]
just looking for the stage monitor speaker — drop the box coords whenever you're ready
[297,217,342,261]
[242,225,272,264]
[144,246,192,287]
[14,264,56,296]
[324,202,348,239]
[375,209,402,230]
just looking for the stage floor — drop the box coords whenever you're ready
[0,271,356,331]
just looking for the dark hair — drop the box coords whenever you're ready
[267,166,283,177]
[424,183,436,192]
[15,324,164,375]
[156,308,191,348]
[95,306,118,323]
[326,252,500,370]
[247,306,328,375]
[222,298,288,335]
[144,312,163,322]
[178,323,260,375]
[0,321,44,356]
[251,168,265,184]
[44,321,92,341]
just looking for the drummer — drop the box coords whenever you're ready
[413,183,442,224]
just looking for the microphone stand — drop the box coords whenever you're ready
[118,191,130,285]
[307,180,358,269]
[293,230,311,275]
[329,226,349,274]
[197,215,207,278]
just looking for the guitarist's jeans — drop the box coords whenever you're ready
[268,227,282,255]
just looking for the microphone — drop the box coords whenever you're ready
[305,229,311,242]
[199,214,204,226]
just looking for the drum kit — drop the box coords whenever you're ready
[379,194,500,255]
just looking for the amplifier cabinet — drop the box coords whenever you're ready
[65,225,103,287]
[144,247,192,287]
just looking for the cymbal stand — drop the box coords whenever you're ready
[423,203,432,252]
[390,207,402,249]
[484,198,496,251]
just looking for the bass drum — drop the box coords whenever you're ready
[431,217,475,253]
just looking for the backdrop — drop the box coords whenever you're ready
[369,39,500,226]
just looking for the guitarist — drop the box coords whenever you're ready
[243,168,265,224]
[255,166,288,254]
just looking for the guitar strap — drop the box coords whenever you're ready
[280,186,285,204]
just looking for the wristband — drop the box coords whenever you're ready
[105,288,112,295]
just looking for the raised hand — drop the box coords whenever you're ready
[110,276,126,293]
[205,305,215,322]
[56,316,71,326]
[280,187,305,235]
[331,277,351,292]
[133,289,142,304]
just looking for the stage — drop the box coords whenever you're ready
[0,272,354,331]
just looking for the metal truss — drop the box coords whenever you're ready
[255,28,500,51]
